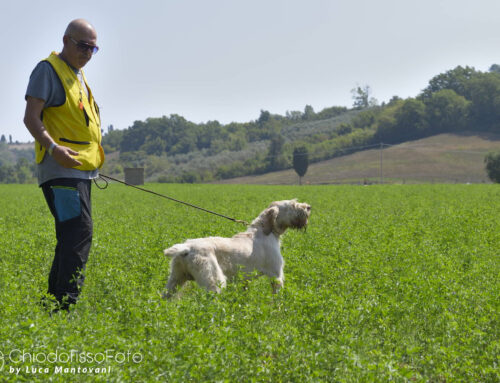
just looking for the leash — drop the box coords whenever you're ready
[95,173,249,226]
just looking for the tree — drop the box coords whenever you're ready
[257,110,271,126]
[466,72,500,131]
[420,66,478,100]
[15,157,33,183]
[337,123,352,136]
[120,121,147,152]
[489,64,500,74]
[286,110,303,121]
[0,165,17,183]
[375,98,426,143]
[303,105,315,120]
[142,137,166,155]
[485,152,500,183]
[395,98,428,140]
[293,146,309,185]
[0,135,6,143]
[102,129,125,152]
[351,85,377,109]
[424,89,470,133]
[315,106,348,120]
[388,96,402,105]
[268,134,286,171]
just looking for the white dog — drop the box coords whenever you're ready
[163,199,311,298]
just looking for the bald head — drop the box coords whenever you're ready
[60,19,98,69]
[64,19,97,40]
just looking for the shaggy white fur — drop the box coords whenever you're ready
[163,199,311,298]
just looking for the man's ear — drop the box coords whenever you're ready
[262,206,279,235]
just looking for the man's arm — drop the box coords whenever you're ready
[23,96,82,168]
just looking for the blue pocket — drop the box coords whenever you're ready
[51,186,81,222]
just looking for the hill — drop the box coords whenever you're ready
[97,65,499,183]
[99,108,365,183]
[216,132,500,184]
[2,65,500,184]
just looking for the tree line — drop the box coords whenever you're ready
[98,64,499,183]
[0,143,35,183]
[1,64,499,183]
[374,65,500,143]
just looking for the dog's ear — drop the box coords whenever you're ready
[262,206,279,235]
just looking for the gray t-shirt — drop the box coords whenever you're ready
[25,60,98,186]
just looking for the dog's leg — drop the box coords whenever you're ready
[190,255,226,293]
[163,276,188,299]
[271,267,284,294]
[163,257,189,299]
[271,277,284,294]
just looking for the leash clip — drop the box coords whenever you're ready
[93,175,109,190]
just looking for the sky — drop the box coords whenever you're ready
[2,0,499,142]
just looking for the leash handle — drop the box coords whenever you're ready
[97,173,249,226]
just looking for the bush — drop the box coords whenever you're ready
[485,152,500,183]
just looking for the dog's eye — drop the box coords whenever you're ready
[306,206,311,211]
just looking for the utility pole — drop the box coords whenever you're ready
[379,142,384,184]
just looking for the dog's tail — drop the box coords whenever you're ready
[163,244,190,258]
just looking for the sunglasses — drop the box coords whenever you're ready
[69,36,99,55]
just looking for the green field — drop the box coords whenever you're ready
[0,184,498,382]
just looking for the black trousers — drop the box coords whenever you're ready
[41,178,93,307]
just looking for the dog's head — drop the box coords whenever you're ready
[256,199,311,236]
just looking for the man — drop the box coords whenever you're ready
[24,19,104,311]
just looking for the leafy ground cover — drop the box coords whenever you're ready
[0,184,498,382]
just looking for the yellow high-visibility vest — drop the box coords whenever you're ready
[35,52,105,170]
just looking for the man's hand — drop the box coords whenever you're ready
[24,96,82,168]
[52,145,82,168]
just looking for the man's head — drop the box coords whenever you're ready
[60,19,98,69]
